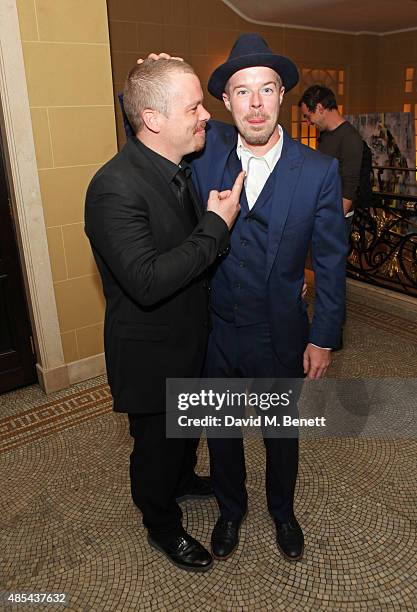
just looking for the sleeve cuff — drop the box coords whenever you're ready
[310,343,332,350]
[198,211,230,253]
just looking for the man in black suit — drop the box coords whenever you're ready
[85,59,243,572]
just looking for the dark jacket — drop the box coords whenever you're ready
[85,136,229,413]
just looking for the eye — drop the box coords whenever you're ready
[261,87,274,94]
[236,89,249,96]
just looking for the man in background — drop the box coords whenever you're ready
[85,59,243,572]
[299,85,363,231]
[299,85,363,348]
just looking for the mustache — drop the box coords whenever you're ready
[245,113,270,121]
[194,120,208,133]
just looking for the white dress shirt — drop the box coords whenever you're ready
[236,125,284,209]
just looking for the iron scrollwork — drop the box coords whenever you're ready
[347,193,417,297]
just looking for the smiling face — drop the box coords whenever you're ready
[222,66,285,152]
[154,72,210,162]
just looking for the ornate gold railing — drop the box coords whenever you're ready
[348,191,417,297]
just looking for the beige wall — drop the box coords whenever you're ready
[106,0,388,147]
[377,31,417,112]
[349,34,379,114]
[16,0,117,366]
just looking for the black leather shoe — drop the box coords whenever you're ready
[274,517,304,561]
[148,533,213,572]
[176,476,214,503]
[211,516,245,560]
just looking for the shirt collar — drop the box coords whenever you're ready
[236,125,284,170]
[133,136,181,184]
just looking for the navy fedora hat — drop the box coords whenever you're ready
[208,33,299,100]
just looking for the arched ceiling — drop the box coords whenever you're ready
[223,0,417,34]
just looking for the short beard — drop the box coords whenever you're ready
[239,125,277,146]
[242,133,273,145]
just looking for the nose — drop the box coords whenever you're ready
[199,104,210,122]
[250,91,262,109]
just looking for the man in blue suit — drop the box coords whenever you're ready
[189,34,347,562]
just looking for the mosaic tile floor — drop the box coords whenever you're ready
[1,281,416,611]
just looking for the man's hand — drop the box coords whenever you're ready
[343,197,353,216]
[303,343,331,379]
[207,171,245,230]
[137,53,184,64]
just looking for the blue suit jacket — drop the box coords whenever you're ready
[191,120,347,367]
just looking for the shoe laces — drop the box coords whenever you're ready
[216,519,238,535]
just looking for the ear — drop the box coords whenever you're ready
[222,92,231,112]
[279,86,285,104]
[316,103,325,114]
[142,108,161,133]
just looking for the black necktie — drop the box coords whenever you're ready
[173,167,198,228]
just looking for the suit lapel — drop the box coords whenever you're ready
[125,138,190,228]
[266,132,304,281]
[147,166,187,228]
[191,125,238,206]
[226,148,249,211]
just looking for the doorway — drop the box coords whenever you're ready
[0,135,37,393]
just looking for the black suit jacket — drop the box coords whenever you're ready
[85,137,229,413]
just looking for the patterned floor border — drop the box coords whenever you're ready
[347,299,417,342]
[0,383,111,454]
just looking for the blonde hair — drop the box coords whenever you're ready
[123,59,196,134]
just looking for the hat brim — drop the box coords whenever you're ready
[208,53,299,100]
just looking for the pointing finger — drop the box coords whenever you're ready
[231,171,246,196]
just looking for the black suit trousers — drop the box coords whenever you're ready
[128,413,199,543]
